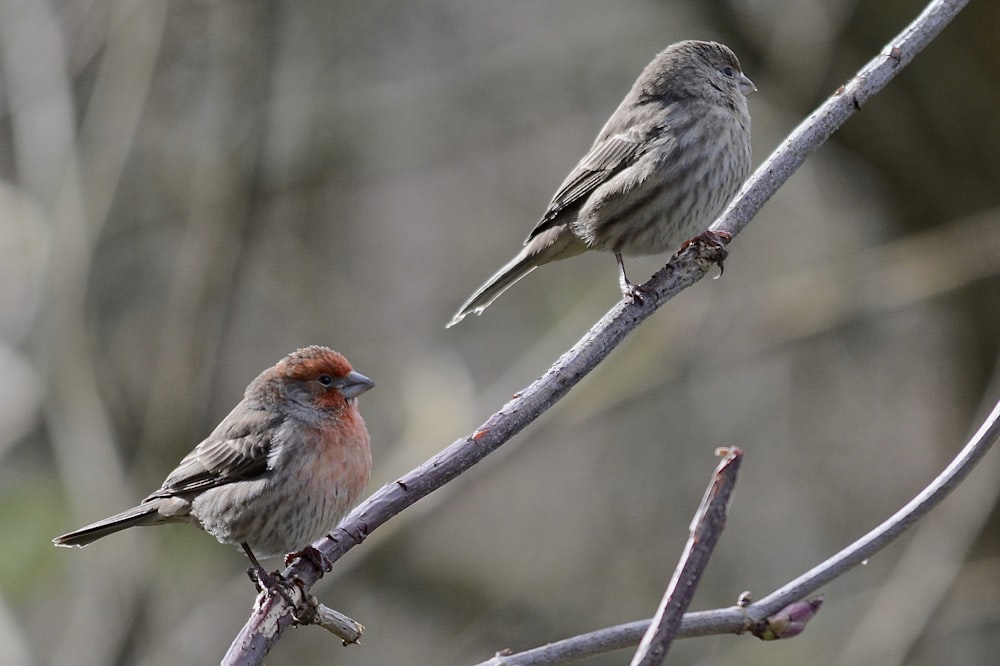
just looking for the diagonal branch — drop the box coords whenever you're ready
[474,394,1000,665]
[223,0,970,662]
[742,395,1000,625]
[630,448,743,666]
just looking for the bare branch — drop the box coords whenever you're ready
[630,448,742,666]
[475,395,1000,665]
[310,604,364,646]
[743,395,1000,622]
[714,0,971,241]
[224,0,971,661]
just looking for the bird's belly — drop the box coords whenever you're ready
[190,476,355,559]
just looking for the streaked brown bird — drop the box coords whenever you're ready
[447,40,754,327]
[53,346,374,566]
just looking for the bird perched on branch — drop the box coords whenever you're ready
[447,40,754,327]
[53,346,374,570]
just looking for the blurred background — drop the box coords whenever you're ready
[2,0,999,664]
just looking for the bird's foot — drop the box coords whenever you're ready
[285,544,334,572]
[678,230,732,275]
[242,542,297,607]
[246,563,301,612]
[615,252,655,304]
[620,277,655,304]
[246,563,282,593]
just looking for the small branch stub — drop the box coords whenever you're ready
[311,600,365,645]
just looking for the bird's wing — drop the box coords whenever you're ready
[527,129,648,241]
[150,407,283,499]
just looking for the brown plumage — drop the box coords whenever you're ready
[53,346,374,561]
[447,40,754,327]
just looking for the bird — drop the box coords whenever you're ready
[53,345,374,570]
[447,40,754,327]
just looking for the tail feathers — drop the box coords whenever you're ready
[447,226,586,327]
[447,251,539,327]
[52,503,162,548]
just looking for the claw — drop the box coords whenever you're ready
[285,544,334,572]
[242,542,297,608]
[678,229,731,275]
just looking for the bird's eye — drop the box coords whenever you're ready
[317,374,334,387]
[721,65,735,77]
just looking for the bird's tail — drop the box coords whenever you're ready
[52,503,161,547]
[447,250,540,328]
[446,226,585,327]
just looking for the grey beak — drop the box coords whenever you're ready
[739,72,757,95]
[339,371,375,399]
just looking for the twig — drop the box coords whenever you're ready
[835,359,1000,663]
[743,395,1000,622]
[223,0,970,662]
[310,603,364,645]
[630,448,742,666]
[475,395,1000,665]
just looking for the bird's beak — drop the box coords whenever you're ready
[339,371,375,399]
[739,73,757,96]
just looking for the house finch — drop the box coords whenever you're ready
[53,346,374,566]
[447,40,754,327]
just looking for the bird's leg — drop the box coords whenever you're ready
[285,544,334,572]
[242,542,268,588]
[242,542,297,608]
[616,252,653,303]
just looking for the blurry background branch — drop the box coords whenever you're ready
[1,2,167,665]
[3,0,999,665]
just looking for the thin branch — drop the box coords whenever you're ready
[631,448,742,666]
[744,395,1000,622]
[475,395,1000,665]
[834,357,1000,664]
[224,0,970,662]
